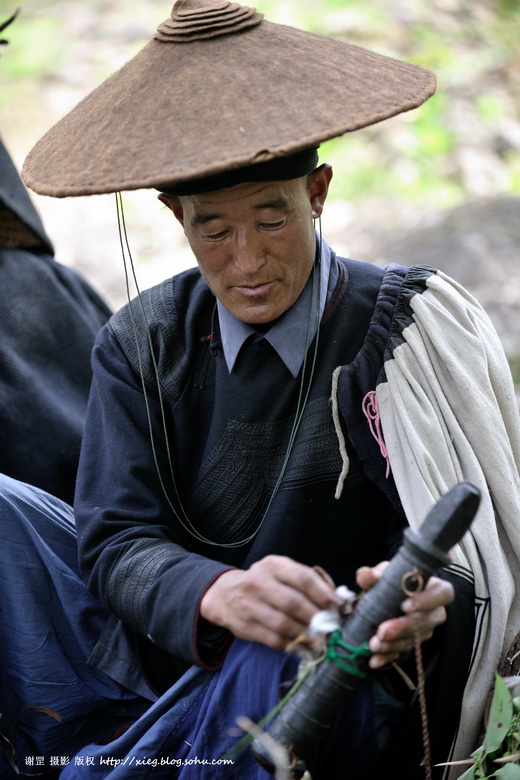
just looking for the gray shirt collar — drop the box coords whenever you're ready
[217,239,333,378]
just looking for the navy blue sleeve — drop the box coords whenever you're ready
[74,324,233,669]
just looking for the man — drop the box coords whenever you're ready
[15,0,520,778]
[66,153,470,780]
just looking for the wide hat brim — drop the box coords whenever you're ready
[22,0,436,198]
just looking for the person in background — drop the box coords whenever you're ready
[0,137,111,503]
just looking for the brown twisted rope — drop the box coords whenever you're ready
[401,571,432,780]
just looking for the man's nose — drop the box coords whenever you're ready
[233,228,265,273]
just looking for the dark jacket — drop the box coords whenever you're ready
[75,255,412,669]
[75,252,475,777]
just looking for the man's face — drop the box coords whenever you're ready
[160,166,331,324]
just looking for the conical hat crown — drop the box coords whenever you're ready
[22,0,436,197]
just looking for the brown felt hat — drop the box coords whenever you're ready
[22,0,436,198]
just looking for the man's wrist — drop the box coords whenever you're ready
[194,568,237,668]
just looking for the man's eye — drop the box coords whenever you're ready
[203,230,228,241]
[260,220,286,230]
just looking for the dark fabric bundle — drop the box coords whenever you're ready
[0,139,53,252]
[0,138,111,503]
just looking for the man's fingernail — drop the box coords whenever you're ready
[370,637,381,653]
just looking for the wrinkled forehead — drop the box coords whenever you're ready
[183,177,305,206]
[180,178,308,226]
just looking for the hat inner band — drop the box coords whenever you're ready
[157,147,319,196]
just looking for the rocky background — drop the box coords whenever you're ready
[1,0,519,388]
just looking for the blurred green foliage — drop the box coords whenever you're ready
[253,0,520,207]
[2,15,63,77]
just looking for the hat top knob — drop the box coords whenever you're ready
[155,0,263,43]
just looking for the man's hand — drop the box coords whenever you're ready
[199,555,336,650]
[356,562,454,669]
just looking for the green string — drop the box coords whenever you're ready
[324,629,372,678]
[223,631,372,761]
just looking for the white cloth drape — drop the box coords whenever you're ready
[376,270,520,777]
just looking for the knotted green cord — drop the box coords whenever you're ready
[325,629,372,677]
[224,631,371,761]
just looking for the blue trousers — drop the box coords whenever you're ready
[61,641,400,780]
[0,474,149,777]
[0,474,402,779]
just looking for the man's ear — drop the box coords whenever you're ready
[158,193,185,226]
[307,164,333,219]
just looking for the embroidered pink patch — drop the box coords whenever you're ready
[362,390,390,478]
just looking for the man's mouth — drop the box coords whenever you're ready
[235,281,273,297]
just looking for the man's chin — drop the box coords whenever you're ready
[229,302,280,326]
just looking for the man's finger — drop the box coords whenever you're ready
[401,577,454,613]
[355,561,389,591]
